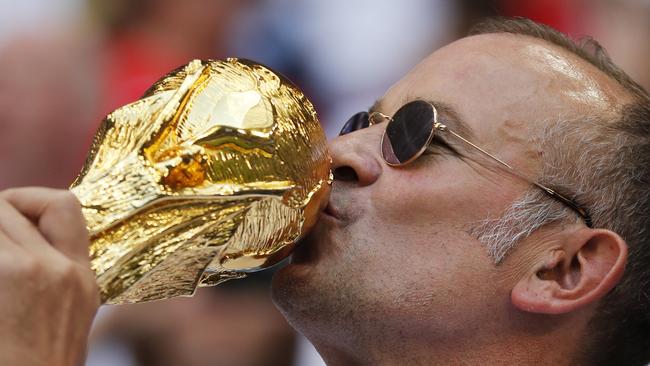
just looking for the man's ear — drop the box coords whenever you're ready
[511,228,627,315]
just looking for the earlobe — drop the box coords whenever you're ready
[511,228,628,315]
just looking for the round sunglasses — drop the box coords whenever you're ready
[339,100,593,228]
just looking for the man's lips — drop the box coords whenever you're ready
[291,200,343,264]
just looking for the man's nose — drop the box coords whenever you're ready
[328,128,382,187]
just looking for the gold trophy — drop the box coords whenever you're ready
[70,59,331,304]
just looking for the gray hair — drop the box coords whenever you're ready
[469,112,649,263]
[469,189,571,264]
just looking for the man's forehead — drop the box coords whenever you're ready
[378,33,628,127]
[369,33,631,169]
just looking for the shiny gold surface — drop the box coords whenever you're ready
[71,59,331,304]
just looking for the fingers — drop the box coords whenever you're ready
[0,197,53,253]
[0,227,18,251]
[0,187,100,365]
[0,187,90,264]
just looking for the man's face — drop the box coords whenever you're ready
[272,34,627,348]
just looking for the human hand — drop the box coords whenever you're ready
[0,188,99,366]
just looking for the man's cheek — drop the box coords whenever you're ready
[370,184,447,226]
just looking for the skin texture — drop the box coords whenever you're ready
[272,34,630,365]
[0,188,99,366]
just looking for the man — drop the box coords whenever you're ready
[1,17,648,365]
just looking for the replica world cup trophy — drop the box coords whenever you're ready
[70,58,331,304]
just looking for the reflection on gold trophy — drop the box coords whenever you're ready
[70,59,331,304]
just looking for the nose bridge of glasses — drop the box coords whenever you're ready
[368,111,391,125]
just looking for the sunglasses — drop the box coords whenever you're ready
[339,100,593,228]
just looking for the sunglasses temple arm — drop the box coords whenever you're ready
[441,127,592,227]
[441,127,513,169]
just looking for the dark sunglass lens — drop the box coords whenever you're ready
[339,111,370,136]
[382,101,435,165]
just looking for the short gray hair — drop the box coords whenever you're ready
[469,188,572,264]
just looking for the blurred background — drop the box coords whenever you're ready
[0,0,647,365]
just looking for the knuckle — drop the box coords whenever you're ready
[52,191,82,212]
[0,188,17,200]
[55,262,96,290]
[70,265,101,306]
[55,261,83,282]
[0,187,45,201]
[77,265,97,286]
[43,191,86,233]
[14,257,44,278]
[0,195,9,212]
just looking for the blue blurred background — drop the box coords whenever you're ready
[0,1,647,365]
